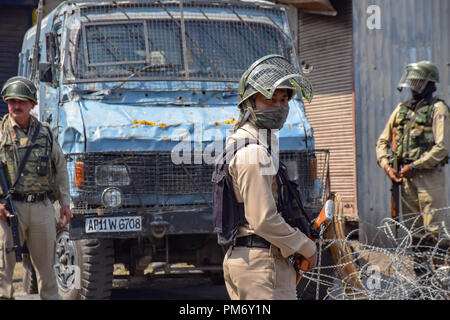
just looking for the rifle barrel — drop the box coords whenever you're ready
[29,0,44,80]
[0,163,23,262]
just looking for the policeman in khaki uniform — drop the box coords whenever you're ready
[0,76,71,300]
[376,61,450,242]
[220,55,317,300]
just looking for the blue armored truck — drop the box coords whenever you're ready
[18,0,328,299]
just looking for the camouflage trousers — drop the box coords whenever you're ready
[0,198,60,300]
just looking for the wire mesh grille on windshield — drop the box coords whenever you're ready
[69,0,294,82]
[66,149,328,212]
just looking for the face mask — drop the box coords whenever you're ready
[248,106,289,130]
[411,82,436,102]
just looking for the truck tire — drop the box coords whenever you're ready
[296,243,336,300]
[55,227,114,300]
[22,253,38,294]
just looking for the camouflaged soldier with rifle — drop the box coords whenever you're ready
[376,61,450,248]
[212,55,318,300]
[0,76,71,300]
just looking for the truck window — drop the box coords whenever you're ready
[74,19,290,81]
[18,49,30,78]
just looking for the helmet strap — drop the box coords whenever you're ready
[246,99,272,149]
[233,99,251,131]
[247,99,265,129]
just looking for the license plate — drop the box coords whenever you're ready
[85,216,142,234]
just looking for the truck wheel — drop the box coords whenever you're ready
[55,227,114,300]
[296,243,336,300]
[22,253,38,294]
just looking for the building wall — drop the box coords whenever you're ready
[298,0,357,218]
[0,3,36,115]
[353,0,449,243]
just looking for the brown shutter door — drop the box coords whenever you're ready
[298,0,357,218]
[0,6,31,116]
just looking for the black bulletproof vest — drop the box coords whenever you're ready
[212,139,310,246]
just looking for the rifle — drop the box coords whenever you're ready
[29,0,44,80]
[295,199,335,285]
[0,123,40,263]
[390,129,400,237]
[0,163,23,263]
[277,162,335,284]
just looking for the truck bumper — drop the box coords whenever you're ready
[68,205,214,240]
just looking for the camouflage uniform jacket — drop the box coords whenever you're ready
[376,98,450,169]
[0,114,70,206]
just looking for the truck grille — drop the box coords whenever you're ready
[66,150,329,211]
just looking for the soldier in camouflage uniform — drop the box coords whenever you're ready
[0,76,71,300]
[376,61,450,243]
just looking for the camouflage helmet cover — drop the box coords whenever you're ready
[1,76,37,103]
[237,54,313,107]
[397,60,439,94]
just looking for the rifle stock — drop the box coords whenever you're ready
[0,163,23,262]
[295,199,335,285]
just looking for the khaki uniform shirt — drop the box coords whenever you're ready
[0,115,71,206]
[226,122,316,259]
[376,100,450,169]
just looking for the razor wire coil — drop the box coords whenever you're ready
[300,205,449,300]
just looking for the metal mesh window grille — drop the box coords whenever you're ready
[77,20,184,79]
[84,22,147,66]
[69,1,293,82]
[183,20,288,80]
[280,149,330,214]
[147,20,183,69]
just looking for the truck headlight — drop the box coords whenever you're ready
[95,165,130,186]
[101,187,123,208]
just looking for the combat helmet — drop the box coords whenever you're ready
[397,60,439,94]
[1,76,37,103]
[237,54,313,108]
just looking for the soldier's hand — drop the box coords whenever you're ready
[400,164,414,179]
[305,251,317,271]
[60,205,72,227]
[0,203,10,223]
[295,251,317,273]
[384,164,402,183]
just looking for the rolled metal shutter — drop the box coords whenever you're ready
[0,6,31,116]
[298,0,357,218]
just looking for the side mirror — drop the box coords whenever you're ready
[39,62,52,83]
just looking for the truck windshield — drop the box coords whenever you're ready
[74,19,291,81]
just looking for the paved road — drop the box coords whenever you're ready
[111,274,229,300]
[15,273,230,300]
